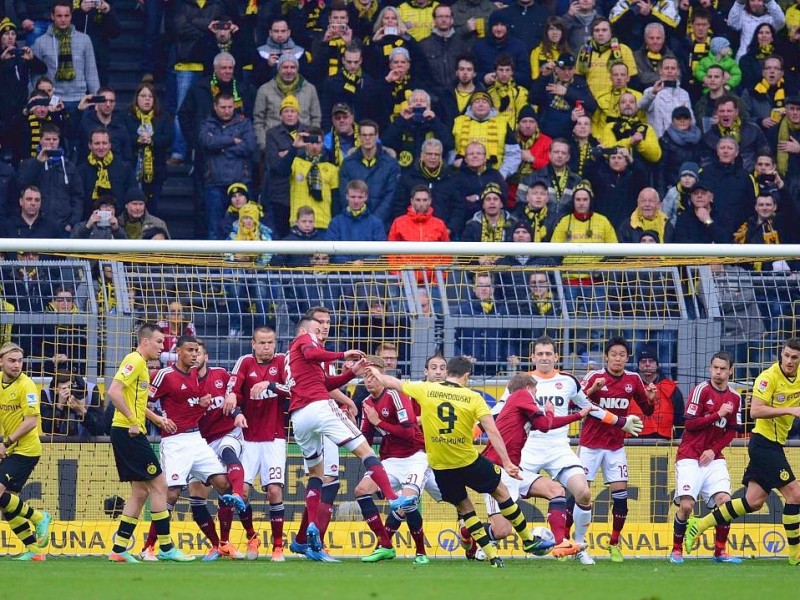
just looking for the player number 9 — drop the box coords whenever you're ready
[437,402,457,434]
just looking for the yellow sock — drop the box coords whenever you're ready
[152,510,174,552]
[698,498,751,534]
[783,504,800,563]
[7,514,36,547]
[498,498,533,542]
[463,513,497,559]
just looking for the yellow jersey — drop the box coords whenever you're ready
[401,380,490,470]
[752,363,800,445]
[0,373,40,457]
[110,351,151,430]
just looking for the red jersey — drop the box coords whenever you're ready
[198,366,235,443]
[677,381,741,461]
[286,333,355,412]
[148,366,206,437]
[227,353,289,442]
[361,389,424,460]
[483,389,582,465]
[580,369,654,450]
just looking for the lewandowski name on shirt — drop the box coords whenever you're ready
[427,391,472,403]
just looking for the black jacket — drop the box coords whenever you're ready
[18,155,84,230]
[587,160,651,228]
[76,110,133,164]
[77,156,134,216]
[698,158,757,240]
[122,110,175,185]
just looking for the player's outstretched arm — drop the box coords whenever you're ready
[575,390,643,436]
[365,366,403,392]
[478,414,521,479]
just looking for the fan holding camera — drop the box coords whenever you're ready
[639,57,694,138]
[0,18,47,123]
[383,89,453,169]
[70,194,126,240]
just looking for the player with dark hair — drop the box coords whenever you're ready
[579,336,655,562]
[108,324,194,562]
[424,354,447,382]
[481,373,589,558]
[0,342,51,561]
[366,356,544,568]
[291,306,359,560]
[288,316,416,562]
[224,326,290,561]
[670,351,742,565]
[685,338,800,564]
[139,336,238,561]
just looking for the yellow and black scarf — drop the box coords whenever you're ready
[27,113,42,157]
[754,77,785,109]
[354,0,379,20]
[342,68,361,94]
[524,204,550,242]
[756,43,774,60]
[611,116,647,141]
[332,123,360,165]
[134,107,154,184]
[578,37,622,69]
[306,153,323,201]
[347,205,367,218]
[210,74,243,110]
[390,74,411,118]
[551,168,569,200]
[420,159,442,180]
[532,292,553,316]
[717,116,741,141]
[776,116,800,175]
[480,213,506,242]
[646,50,663,71]
[575,141,591,176]
[54,26,75,81]
[87,150,114,200]
[516,132,538,178]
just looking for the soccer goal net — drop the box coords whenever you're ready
[2,239,796,559]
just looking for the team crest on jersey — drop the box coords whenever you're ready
[215,380,223,389]
[381,408,390,417]
[758,379,768,391]
[269,367,278,376]
[625,384,633,393]
[122,363,134,376]
[555,382,563,390]
[781,469,790,481]
[171,473,179,481]
[139,381,149,390]
[777,394,786,403]
[146,464,158,475]
[683,484,690,491]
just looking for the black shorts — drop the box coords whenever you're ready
[742,433,795,492]
[0,454,39,493]
[433,455,502,506]
[110,427,162,482]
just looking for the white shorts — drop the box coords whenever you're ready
[674,458,731,508]
[381,452,435,495]
[291,400,364,467]
[484,466,541,516]
[520,441,585,486]
[304,435,341,478]
[578,446,628,484]
[242,439,287,488]
[208,427,244,460]
[160,431,226,488]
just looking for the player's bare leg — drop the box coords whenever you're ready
[354,478,396,563]
[266,483,286,561]
[565,473,595,565]
[607,481,627,562]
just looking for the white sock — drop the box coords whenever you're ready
[573,504,592,544]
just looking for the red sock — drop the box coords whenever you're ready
[239,504,256,539]
[714,523,730,556]
[296,508,309,544]
[195,515,220,547]
[365,513,393,548]
[227,463,245,497]
[410,526,426,554]
[144,521,157,550]
[270,503,285,548]
[547,498,568,544]
[218,505,234,544]
[364,459,397,500]
[305,478,323,527]
[318,502,334,539]
[610,516,626,546]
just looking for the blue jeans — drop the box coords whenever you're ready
[24,20,50,47]
[203,185,228,239]
[172,70,201,158]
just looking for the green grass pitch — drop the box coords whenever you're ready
[0,557,792,599]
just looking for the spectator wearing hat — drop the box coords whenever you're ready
[323,102,359,166]
[338,119,400,230]
[0,18,47,123]
[700,95,768,171]
[325,179,386,263]
[461,182,517,258]
[692,37,742,92]
[662,161,699,226]
[630,346,684,440]
[518,137,582,218]
[216,182,263,240]
[18,122,82,236]
[320,44,382,130]
[576,17,637,100]
[512,179,559,242]
[197,92,257,239]
[769,94,800,199]
[673,182,727,243]
[70,194,126,240]
[274,125,339,231]
[263,94,306,238]
[617,187,674,243]
[472,10,531,88]
[744,56,799,133]
[253,53,321,148]
[600,91,662,165]
[117,187,170,239]
[657,107,702,194]
[531,52,596,140]
[448,140,507,237]
[507,105,551,203]
[638,57,694,138]
[452,90,520,178]
[383,88,453,170]
[387,184,451,282]
[728,0,786,61]
[77,128,134,216]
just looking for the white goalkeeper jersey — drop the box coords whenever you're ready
[499,370,591,445]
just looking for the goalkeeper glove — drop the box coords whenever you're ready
[617,415,644,436]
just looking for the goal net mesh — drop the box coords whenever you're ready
[4,248,797,558]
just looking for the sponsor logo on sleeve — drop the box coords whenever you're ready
[122,363,134,376]
[687,403,698,416]
[757,379,768,392]
[26,393,37,407]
